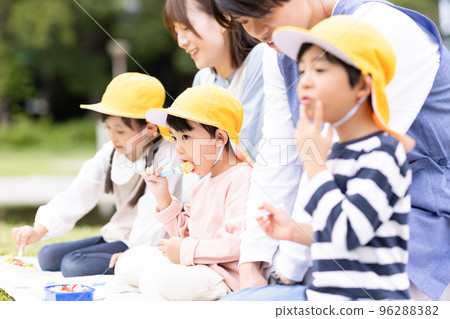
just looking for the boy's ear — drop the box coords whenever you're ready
[357,74,372,99]
[145,122,158,136]
[215,129,229,147]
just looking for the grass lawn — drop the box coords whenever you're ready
[0,220,101,257]
[0,149,95,176]
[0,115,97,176]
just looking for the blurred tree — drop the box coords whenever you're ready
[0,0,195,124]
[0,0,440,125]
[113,0,197,105]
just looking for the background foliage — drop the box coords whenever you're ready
[0,0,444,128]
[0,0,197,127]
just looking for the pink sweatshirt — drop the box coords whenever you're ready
[153,162,252,291]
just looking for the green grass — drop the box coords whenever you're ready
[0,114,96,151]
[0,149,95,176]
[0,220,102,257]
[0,114,97,176]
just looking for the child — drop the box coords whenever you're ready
[164,0,265,161]
[114,84,252,300]
[222,16,412,301]
[213,0,450,300]
[12,72,182,277]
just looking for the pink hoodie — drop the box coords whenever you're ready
[153,162,252,291]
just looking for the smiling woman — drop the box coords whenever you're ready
[163,0,266,162]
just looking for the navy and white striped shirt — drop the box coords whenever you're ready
[303,132,412,300]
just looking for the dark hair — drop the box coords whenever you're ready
[167,114,230,148]
[212,0,288,28]
[101,114,159,208]
[163,0,258,68]
[101,114,147,131]
[297,43,362,87]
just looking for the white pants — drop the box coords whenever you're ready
[114,245,230,300]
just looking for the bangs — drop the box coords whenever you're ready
[167,115,217,138]
[163,0,200,39]
[213,0,285,20]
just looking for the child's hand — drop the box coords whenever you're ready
[258,203,314,246]
[12,224,47,249]
[295,101,333,179]
[158,237,182,264]
[142,166,169,195]
[142,166,172,210]
[257,203,299,241]
[109,252,123,268]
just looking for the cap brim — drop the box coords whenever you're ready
[146,108,253,165]
[145,108,172,127]
[80,103,143,119]
[273,26,356,68]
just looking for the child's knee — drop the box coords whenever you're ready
[38,245,61,271]
[60,251,85,277]
[114,246,168,286]
[138,264,230,300]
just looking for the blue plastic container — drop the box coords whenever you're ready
[44,284,95,301]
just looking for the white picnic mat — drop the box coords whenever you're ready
[0,256,144,301]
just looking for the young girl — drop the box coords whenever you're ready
[163,0,266,161]
[114,85,252,300]
[12,72,182,277]
[222,16,412,301]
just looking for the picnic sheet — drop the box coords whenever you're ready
[0,256,144,301]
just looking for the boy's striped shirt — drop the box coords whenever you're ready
[303,132,412,300]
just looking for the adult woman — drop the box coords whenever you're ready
[164,0,267,161]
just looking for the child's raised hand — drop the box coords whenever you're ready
[142,166,172,210]
[257,202,298,242]
[158,237,182,264]
[142,166,168,192]
[295,101,333,179]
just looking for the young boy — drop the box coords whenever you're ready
[114,84,253,300]
[222,15,412,301]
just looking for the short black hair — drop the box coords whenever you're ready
[212,0,288,28]
[166,115,230,147]
[297,43,362,87]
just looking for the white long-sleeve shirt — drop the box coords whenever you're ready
[239,46,309,280]
[34,140,182,247]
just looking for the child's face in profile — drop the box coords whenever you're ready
[105,116,146,159]
[296,45,362,124]
[169,119,219,176]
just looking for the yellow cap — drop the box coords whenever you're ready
[145,84,252,164]
[273,15,412,149]
[80,72,165,119]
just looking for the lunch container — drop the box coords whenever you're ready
[44,284,95,301]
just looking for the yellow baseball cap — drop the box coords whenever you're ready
[81,72,170,137]
[273,15,413,150]
[145,84,252,164]
[80,72,165,118]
